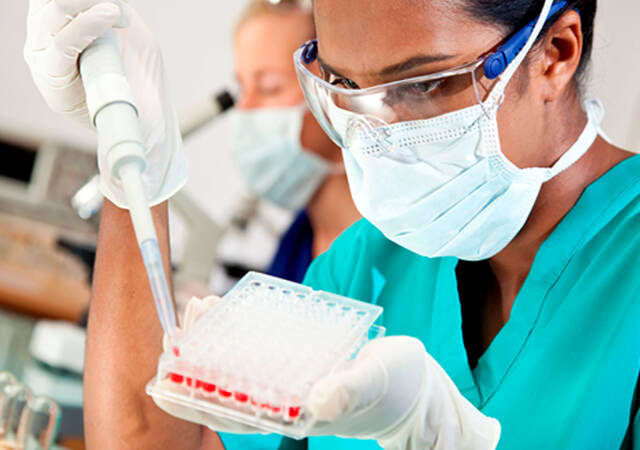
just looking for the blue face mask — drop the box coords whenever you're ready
[231,105,331,211]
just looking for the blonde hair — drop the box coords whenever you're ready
[235,0,314,37]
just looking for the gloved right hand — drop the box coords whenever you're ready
[24,0,187,209]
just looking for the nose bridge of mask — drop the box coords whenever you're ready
[403,106,488,162]
[345,115,395,155]
[325,100,393,155]
[344,109,489,167]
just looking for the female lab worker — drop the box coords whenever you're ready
[24,1,640,450]
[232,0,360,284]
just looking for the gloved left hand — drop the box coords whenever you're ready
[306,337,501,449]
[155,297,501,450]
[24,0,187,209]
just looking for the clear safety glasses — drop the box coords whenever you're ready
[293,0,569,151]
[293,40,489,151]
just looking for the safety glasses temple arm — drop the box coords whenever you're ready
[484,0,569,79]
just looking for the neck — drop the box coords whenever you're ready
[488,108,632,324]
[306,171,360,257]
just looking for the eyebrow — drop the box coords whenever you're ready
[317,53,458,81]
[317,56,348,80]
[379,53,458,77]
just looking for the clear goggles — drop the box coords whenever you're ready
[293,39,490,152]
[292,1,568,152]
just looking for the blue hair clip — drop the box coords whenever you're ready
[301,39,319,64]
[484,1,568,80]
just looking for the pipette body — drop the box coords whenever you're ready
[79,31,178,349]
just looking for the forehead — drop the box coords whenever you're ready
[313,0,502,81]
[235,12,313,72]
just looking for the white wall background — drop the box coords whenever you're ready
[589,1,640,148]
[0,0,638,226]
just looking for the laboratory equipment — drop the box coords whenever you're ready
[0,372,60,450]
[21,397,60,450]
[178,90,235,138]
[146,272,384,438]
[0,381,31,447]
[0,373,18,441]
[29,321,86,374]
[78,31,178,348]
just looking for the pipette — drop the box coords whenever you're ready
[79,31,179,353]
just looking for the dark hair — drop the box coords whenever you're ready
[464,0,597,90]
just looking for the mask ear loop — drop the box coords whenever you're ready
[472,63,505,120]
[472,65,490,118]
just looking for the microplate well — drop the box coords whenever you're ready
[146,272,384,439]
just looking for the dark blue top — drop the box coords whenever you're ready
[266,210,314,284]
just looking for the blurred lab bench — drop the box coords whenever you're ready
[0,215,91,320]
[0,137,97,320]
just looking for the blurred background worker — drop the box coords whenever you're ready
[223,2,360,447]
[230,0,359,284]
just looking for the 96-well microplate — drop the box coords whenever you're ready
[146,272,384,438]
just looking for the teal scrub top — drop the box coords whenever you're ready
[220,155,640,450]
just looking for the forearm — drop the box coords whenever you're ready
[84,200,208,449]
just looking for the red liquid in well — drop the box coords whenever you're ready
[288,407,301,419]
[234,392,248,403]
[219,389,232,398]
[185,377,193,387]
[172,346,180,357]
[201,382,216,393]
[169,373,183,383]
[270,405,281,413]
[195,380,203,389]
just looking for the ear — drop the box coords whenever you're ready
[540,10,583,102]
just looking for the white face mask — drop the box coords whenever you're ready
[338,1,602,261]
[342,98,602,261]
[231,105,331,211]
